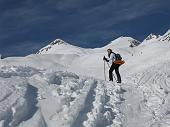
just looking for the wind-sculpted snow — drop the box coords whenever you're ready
[0,67,54,127]
[0,75,38,127]
[32,72,123,127]
[0,66,123,127]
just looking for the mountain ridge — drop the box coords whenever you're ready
[36,29,170,55]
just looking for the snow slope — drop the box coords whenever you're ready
[0,29,170,127]
[121,61,170,127]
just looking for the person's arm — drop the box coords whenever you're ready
[108,53,116,63]
[103,56,109,62]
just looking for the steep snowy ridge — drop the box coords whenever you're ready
[142,29,170,43]
[143,33,159,42]
[160,29,170,42]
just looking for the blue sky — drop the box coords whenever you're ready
[0,0,170,57]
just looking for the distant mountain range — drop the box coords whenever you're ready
[37,29,170,55]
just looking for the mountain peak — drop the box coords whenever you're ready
[128,38,141,47]
[36,38,85,54]
[160,29,170,42]
[37,39,69,54]
[104,37,140,49]
[50,39,68,46]
[144,33,158,42]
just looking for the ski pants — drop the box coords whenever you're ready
[109,63,121,82]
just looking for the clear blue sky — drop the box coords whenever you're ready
[0,0,170,57]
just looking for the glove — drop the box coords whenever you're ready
[103,56,109,62]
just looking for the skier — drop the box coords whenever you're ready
[103,49,124,83]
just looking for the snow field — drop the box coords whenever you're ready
[121,61,170,127]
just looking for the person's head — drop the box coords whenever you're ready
[107,49,113,57]
[107,49,112,54]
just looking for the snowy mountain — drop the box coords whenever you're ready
[143,33,159,42]
[37,37,140,57]
[0,29,170,127]
[37,39,87,55]
[129,38,141,47]
[160,29,170,42]
[103,37,140,49]
[143,29,170,43]
[37,39,66,54]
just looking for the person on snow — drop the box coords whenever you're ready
[103,49,124,83]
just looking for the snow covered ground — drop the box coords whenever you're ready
[121,61,170,127]
[0,66,124,127]
[0,29,170,127]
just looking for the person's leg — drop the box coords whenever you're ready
[109,64,115,81]
[115,65,121,83]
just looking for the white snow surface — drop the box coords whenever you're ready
[0,29,170,127]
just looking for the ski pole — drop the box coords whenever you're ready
[104,60,106,81]
[106,62,116,81]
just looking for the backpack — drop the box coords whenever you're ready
[114,53,125,65]
[114,53,122,60]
